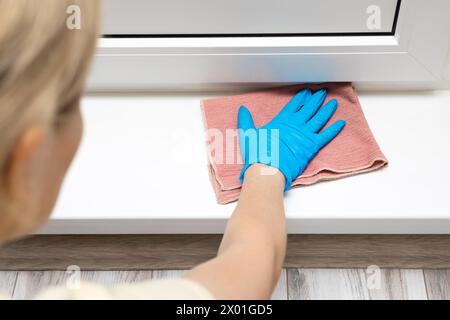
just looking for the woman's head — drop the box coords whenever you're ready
[0,0,101,242]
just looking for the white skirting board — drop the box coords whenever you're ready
[39,90,450,234]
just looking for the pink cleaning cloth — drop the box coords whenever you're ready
[201,83,388,204]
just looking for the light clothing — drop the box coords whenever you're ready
[1,279,214,300]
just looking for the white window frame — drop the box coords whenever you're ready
[102,0,398,35]
[87,0,450,91]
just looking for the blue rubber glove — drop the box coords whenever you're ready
[238,88,346,191]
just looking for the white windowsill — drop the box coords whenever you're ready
[39,90,450,234]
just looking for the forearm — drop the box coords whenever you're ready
[219,164,286,275]
[186,164,286,299]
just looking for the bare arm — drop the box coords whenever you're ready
[186,88,344,299]
[185,163,286,299]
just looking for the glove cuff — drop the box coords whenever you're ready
[239,162,293,192]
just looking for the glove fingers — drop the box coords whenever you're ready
[238,105,256,131]
[296,88,327,123]
[305,99,338,133]
[238,106,257,162]
[278,88,312,115]
[316,120,346,149]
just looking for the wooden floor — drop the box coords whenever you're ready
[1,235,449,299]
[1,268,449,300]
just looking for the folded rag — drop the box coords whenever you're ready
[201,83,388,204]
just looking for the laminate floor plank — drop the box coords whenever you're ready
[287,268,369,300]
[424,269,450,300]
[81,270,152,286]
[13,271,68,300]
[0,271,17,297]
[365,269,427,300]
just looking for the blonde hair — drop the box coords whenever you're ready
[0,0,101,169]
